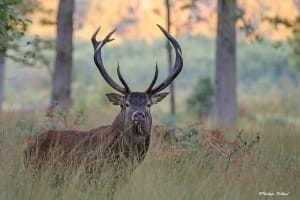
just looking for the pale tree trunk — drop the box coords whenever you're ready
[214,0,237,128]
[50,0,74,110]
[165,0,176,116]
[0,54,5,110]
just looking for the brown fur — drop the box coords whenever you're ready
[24,110,150,169]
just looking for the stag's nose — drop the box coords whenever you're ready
[132,111,146,122]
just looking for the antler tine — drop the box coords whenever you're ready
[117,62,131,93]
[91,26,101,49]
[145,62,158,94]
[92,27,130,94]
[150,24,183,95]
[92,27,116,50]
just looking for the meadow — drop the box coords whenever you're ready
[0,110,299,200]
[1,35,300,199]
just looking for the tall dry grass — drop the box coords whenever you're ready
[0,111,299,200]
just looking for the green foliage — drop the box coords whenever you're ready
[0,0,53,66]
[0,0,31,53]
[23,36,54,67]
[263,14,300,78]
[186,77,213,118]
[237,40,298,91]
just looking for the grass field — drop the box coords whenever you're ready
[0,110,299,200]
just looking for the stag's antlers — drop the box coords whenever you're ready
[92,27,130,94]
[92,24,183,95]
[146,24,183,95]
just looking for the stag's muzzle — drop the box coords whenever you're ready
[132,111,146,124]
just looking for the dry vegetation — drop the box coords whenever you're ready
[0,110,299,200]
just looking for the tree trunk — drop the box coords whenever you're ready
[50,0,74,110]
[214,0,237,128]
[0,54,5,110]
[165,0,176,116]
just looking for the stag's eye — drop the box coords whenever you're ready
[146,103,151,108]
[125,102,130,107]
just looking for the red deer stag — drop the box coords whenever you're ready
[24,24,183,169]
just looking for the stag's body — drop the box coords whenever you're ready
[24,25,183,169]
[25,103,150,167]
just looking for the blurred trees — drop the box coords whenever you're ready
[214,0,237,128]
[165,0,176,116]
[0,0,36,110]
[50,0,74,110]
[286,13,300,78]
[258,2,300,77]
[1,0,299,117]
[0,54,4,110]
[288,27,300,77]
[187,77,213,118]
[288,2,300,77]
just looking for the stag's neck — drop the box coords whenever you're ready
[90,110,150,162]
[110,110,126,132]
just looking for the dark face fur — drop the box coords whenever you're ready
[106,92,169,137]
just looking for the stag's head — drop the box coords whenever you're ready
[91,25,183,138]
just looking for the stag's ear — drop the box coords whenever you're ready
[106,93,124,106]
[151,92,169,104]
